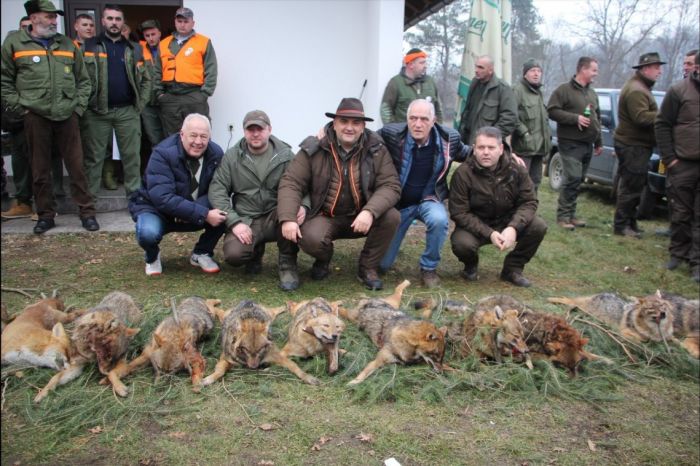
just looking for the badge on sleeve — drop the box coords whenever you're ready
[33,56,40,63]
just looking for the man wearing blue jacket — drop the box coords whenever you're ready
[377,99,469,287]
[128,113,227,276]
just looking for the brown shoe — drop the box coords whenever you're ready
[1,201,33,219]
[421,269,440,288]
[357,268,383,290]
[614,227,641,239]
[557,219,576,230]
[571,217,587,227]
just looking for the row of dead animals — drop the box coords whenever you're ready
[1,281,698,403]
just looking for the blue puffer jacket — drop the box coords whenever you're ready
[378,123,469,202]
[128,133,223,225]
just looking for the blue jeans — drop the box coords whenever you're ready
[135,212,226,263]
[380,200,449,271]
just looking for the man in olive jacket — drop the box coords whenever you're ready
[613,52,665,238]
[209,110,302,291]
[655,52,700,282]
[449,127,547,288]
[458,55,517,144]
[0,0,98,234]
[277,98,401,291]
[511,59,551,192]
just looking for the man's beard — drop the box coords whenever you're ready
[105,26,122,39]
[34,24,57,38]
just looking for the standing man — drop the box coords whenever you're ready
[1,0,98,234]
[655,52,700,282]
[613,52,665,238]
[377,99,469,288]
[458,55,517,144]
[138,19,164,151]
[129,113,227,276]
[449,126,546,288]
[209,110,302,291]
[547,56,602,230]
[156,7,217,136]
[73,13,94,47]
[278,98,401,291]
[511,59,551,192]
[81,5,151,202]
[682,49,698,78]
[380,47,443,124]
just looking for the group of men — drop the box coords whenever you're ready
[1,0,216,235]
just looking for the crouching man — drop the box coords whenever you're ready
[129,113,227,276]
[277,98,401,290]
[449,126,547,287]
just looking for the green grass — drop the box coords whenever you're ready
[1,184,699,465]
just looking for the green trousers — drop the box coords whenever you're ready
[82,106,142,200]
[159,90,210,137]
[141,103,164,148]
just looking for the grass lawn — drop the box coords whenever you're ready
[1,183,699,465]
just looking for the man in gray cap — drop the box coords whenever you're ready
[208,110,301,291]
[511,59,550,193]
[613,52,666,238]
[155,7,217,136]
[1,0,98,234]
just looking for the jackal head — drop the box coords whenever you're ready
[492,307,530,360]
[408,321,447,371]
[74,312,139,374]
[302,299,346,345]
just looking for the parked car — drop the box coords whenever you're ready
[545,88,666,218]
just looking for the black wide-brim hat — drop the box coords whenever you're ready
[325,97,373,122]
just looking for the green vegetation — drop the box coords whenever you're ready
[2,185,698,465]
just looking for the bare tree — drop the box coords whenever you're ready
[653,0,700,88]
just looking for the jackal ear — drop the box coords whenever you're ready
[302,326,315,336]
[438,326,448,338]
[154,333,165,347]
[655,289,662,298]
[52,322,67,339]
[125,327,140,338]
[330,301,342,316]
[494,306,504,320]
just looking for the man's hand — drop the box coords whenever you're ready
[594,145,603,156]
[577,115,591,131]
[206,209,227,227]
[351,210,374,234]
[232,222,253,245]
[296,206,307,225]
[490,227,517,251]
[667,159,679,169]
[281,221,302,243]
[511,152,526,167]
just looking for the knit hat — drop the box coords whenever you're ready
[522,59,542,75]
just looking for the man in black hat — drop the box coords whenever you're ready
[277,98,401,290]
[613,52,666,238]
[1,0,98,234]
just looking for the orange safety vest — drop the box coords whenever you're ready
[139,40,153,62]
[159,34,209,85]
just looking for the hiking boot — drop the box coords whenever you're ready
[190,253,220,273]
[460,264,478,281]
[33,218,55,234]
[570,217,587,227]
[557,219,576,231]
[102,160,118,190]
[614,227,641,239]
[357,268,383,290]
[145,253,162,276]
[278,255,300,292]
[500,270,532,288]
[311,260,330,281]
[1,201,33,219]
[666,256,683,271]
[81,216,100,232]
[244,259,263,275]
[421,268,440,288]
[31,212,38,221]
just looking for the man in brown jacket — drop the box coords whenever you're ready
[613,52,665,238]
[449,126,547,287]
[277,98,401,290]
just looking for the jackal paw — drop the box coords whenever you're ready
[201,376,215,386]
[305,375,321,386]
[347,378,362,386]
[113,383,129,397]
[34,390,48,403]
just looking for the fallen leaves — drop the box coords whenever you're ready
[311,435,333,451]
[354,432,373,443]
[587,439,597,452]
[167,431,187,440]
[258,423,275,431]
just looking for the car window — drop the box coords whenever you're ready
[598,93,612,113]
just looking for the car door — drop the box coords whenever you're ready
[585,90,615,184]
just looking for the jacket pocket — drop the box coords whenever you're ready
[481,100,498,123]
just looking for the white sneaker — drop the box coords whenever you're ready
[145,253,162,276]
[190,253,220,274]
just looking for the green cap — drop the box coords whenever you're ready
[139,19,160,32]
[24,0,64,16]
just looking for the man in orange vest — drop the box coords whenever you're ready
[138,19,164,150]
[155,7,217,136]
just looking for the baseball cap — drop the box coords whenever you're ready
[243,110,271,129]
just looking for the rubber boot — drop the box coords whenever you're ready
[102,159,118,190]
[278,254,300,291]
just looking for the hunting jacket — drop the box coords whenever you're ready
[449,147,538,240]
[1,28,90,121]
[511,78,551,157]
[380,70,443,124]
[277,124,400,223]
[655,73,700,164]
[378,122,469,202]
[459,76,518,144]
[209,135,296,229]
[547,77,602,147]
[614,72,658,148]
[82,34,152,114]
[129,133,223,226]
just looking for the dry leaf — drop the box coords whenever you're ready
[623,266,634,273]
[257,461,274,465]
[88,426,103,434]
[259,423,275,431]
[13,371,24,379]
[114,435,125,443]
[553,447,566,453]
[354,432,373,443]
[311,435,332,451]
[88,258,103,264]
[251,287,258,293]
[168,431,187,439]
[587,439,597,452]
